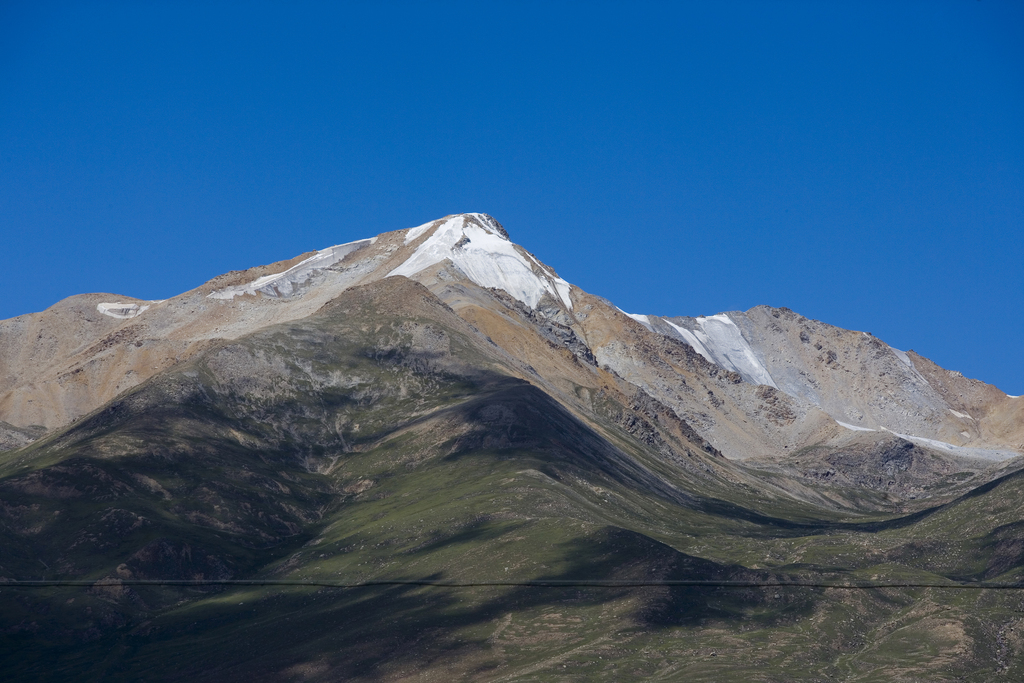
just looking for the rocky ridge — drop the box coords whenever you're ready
[3,213,1024,682]
[1,213,1019,501]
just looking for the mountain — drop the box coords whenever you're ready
[1,213,1022,681]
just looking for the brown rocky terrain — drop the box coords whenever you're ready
[2,214,1023,682]
[1,213,1019,505]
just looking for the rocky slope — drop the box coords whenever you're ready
[2,213,1017,498]
[2,213,1023,681]
[639,306,1023,454]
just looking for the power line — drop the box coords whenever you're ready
[2,578,1022,590]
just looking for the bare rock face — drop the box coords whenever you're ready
[638,306,1021,458]
[466,212,509,240]
[1,213,1019,505]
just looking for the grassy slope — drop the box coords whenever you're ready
[1,279,1022,681]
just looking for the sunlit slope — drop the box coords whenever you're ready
[2,212,1018,514]
[2,277,1023,681]
[0,276,815,586]
[642,306,1023,455]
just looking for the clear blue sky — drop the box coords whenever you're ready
[2,1,1022,394]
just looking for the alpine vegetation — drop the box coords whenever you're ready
[1,214,1022,681]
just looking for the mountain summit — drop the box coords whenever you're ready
[1,214,1022,681]
[3,213,1019,470]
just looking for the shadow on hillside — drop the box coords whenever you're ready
[411,518,526,555]
[839,465,1024,534]
[58,526,820,682]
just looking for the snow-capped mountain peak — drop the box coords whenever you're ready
[390,213,573,311]
[205,213,571,312]
[2,211,1021,473]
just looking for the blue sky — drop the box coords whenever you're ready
[2,1,1022,394]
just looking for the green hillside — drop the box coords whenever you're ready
[2,279,1022,681]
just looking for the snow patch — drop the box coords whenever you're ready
[888,345,931,387]
[949,409,974,420]
[208,238,374,300]
[388,215,573,310]
[97,302,150,319]
[665,320,714,364]
[667,314,777,388]
[403,219,436,245]
[553,279,573,311]
[890,347,913,369]
[623,312,651,327]
[836,420,875,432]
[881,428,1019,461]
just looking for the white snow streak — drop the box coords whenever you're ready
[403,219,436,245]
[208,238,374,300]
[890,347,913,369]
[949,409,974,420]
[668,314,777,388]
[553,280,573,311]
[835,420,875,432]
[887,345,932,387]
[389,215,573,310]
[832,422,1017,460]
[97,302,150,319]
[880,428,1019,461]
[624,312,651,327]
[665,320,714,363]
